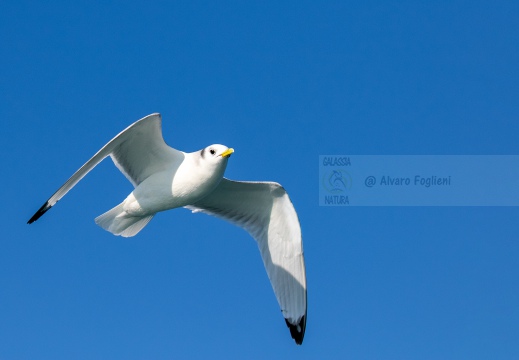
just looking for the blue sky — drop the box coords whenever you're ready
[2,0,519,358]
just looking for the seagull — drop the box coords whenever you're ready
[28,113,307,344]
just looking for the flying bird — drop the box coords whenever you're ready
[28,113,307,344]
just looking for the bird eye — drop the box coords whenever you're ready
[210,149,215,155]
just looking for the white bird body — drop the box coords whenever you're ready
[28,113,307,344]
[96,147,232,236]
[117,150,228,215]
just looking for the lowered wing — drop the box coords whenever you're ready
[186,178,307,344]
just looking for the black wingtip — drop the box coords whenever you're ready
[285,315,306,345]
[27,201,52,224]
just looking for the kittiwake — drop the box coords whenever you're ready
[27,113,307,344]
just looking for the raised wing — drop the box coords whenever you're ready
[186,179,307,344]
[28,113,182,224]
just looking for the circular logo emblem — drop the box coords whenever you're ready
[322,169,352,194]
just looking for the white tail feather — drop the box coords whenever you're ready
[95,203,154,237]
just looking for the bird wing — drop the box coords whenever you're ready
[185,178,307,344]
[28,113,183,224]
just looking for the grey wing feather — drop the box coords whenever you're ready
[186,178,307,344]
[28,113,182,223]
[109,114,181,186]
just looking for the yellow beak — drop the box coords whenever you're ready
[220,148,234,158]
